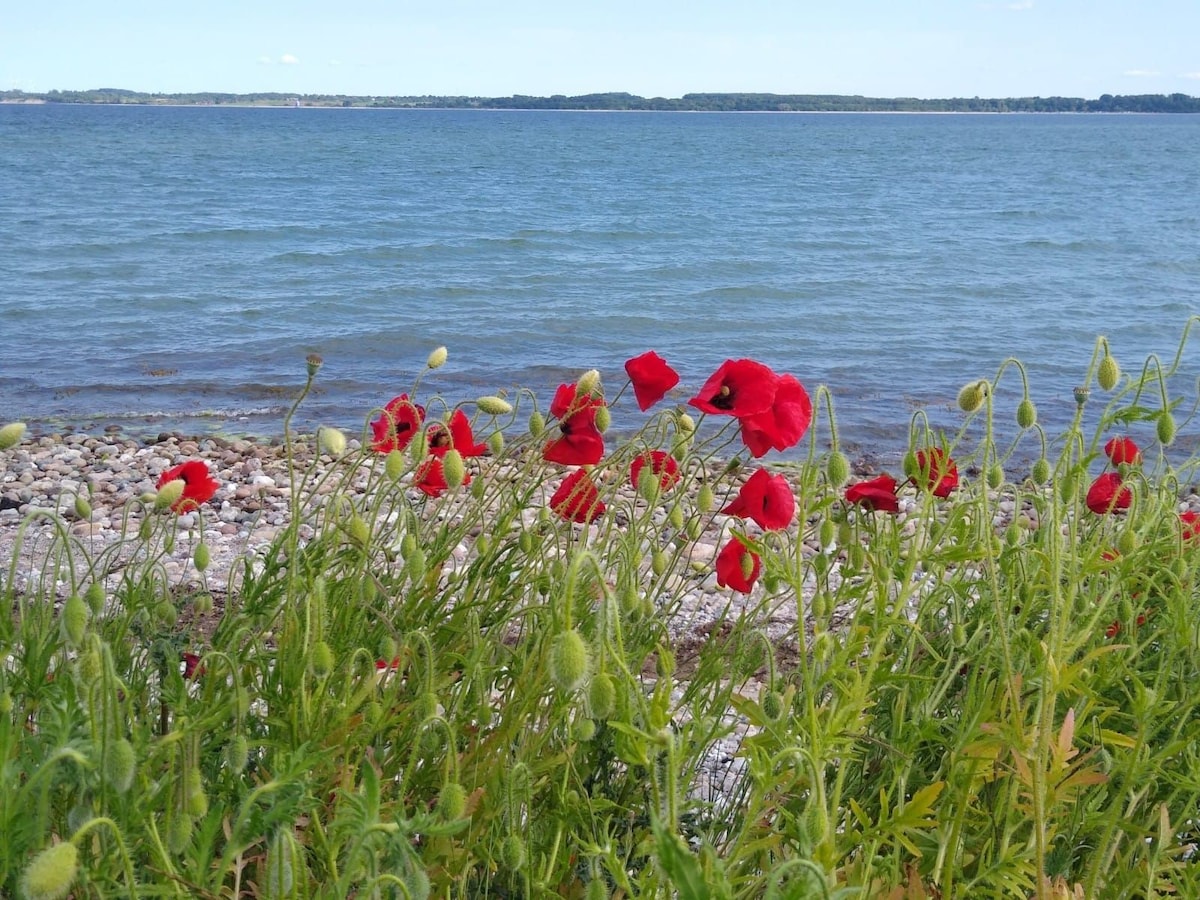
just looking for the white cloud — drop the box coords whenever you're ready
[280,54,300,65]
[1123,69,1161,77]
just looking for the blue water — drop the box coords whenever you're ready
[2,104,1199,459]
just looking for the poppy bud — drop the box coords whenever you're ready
[1158,411,1177,446]
[697,483,715,513]
[957,382,986,414]
[573,717,597,742]
[637,467,660,502]
[305,354,323,377]
[826,451,850,487]
[384,449,405,481]
[651,549,669,576]
[167,813,192,854]
[348,515,370,548]
[987,464,1004,490]
[1031,458,1052,485]
[442,449,466,489]
[488,431,505,455]
[587,878,609,900]
[1098,354,1120,391]
[408,428,427,467]
[186,768,208,818]
[400,532,418,559]
[818,518,836,548]
[85,582,105,614]
[588,672,616,719]
[263,829,296,898]
[0,422,26,451]
[437,781,468,820]
[194,542,210,572]
[406,548,427,583]
[20,842,78,900]
[155,479,185,511]
[668,504,685,531]
[403,867,432,900]
[471,475,485,499]
[528,410,546,437]
[226,734,249,773]
[1117,530,1138,556]
[476,534,491,555]
[518,531,535,554]
[426,346,448,370]
[1059,473,1077,503]
[761,690,784,721]
[502,834,527,871]
[577,369,601,397]
[72,494,92,521]
[310,640,335,678]
[476,395,513,416]
[1016,398,1037,429]
[549,629,589,693]
[105,737,137,793]
[677,412,696,436]
[901,451,918,482]
[318,426,347,456]
[60,594,88,647]
[740,550,756,580]
[687,517,703,540]
[594,405,611,433]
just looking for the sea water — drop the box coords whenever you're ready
[2,104,1198,459]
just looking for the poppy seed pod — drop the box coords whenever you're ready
[549,629,590,693]
[426,346,448,370]
[476,395,513,416]
[1098,354,1120,391]
[0,421,27,451]
[1016,398,1038,429]
[305,354,323,377]
[20,842,79,900]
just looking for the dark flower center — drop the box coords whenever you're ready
[711,385,735,411]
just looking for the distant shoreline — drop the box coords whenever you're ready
[3,89,1199,114]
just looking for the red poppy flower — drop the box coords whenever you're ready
[370,395,425,453]
[715,537,762,593]
[845,474,900,513]
[1181,511,1200,544]
[544,384,606,466]
[550,469,605,523]
[182,652,205,680]
[688,359,777,419]
[914,448,959,498]
[738,374,813,458]
[427,409,488,458]
[413,457,468,498]
[1086,472,1131,514]
[629,450,680,492]
[375,656,402,671]
[1105,620,1121,639]
[720,468,795,531]
[156,460,219,514]
[625,351,680,411]
[1104,436,1141,467]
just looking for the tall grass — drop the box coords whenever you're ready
[2,323,1200,899]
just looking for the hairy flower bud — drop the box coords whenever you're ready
[826,451,851,487]
[85,582,105,614]
[501,834,527,871]
[761,690,784,721]
[400,532,418,560]
[1158,410,1177,446]
[406,548,427,583]
[105,738,137,793]
[594,405,611,433]
[957,381,986,414]
[437,781,468,820]
[668,504,685,530]
[442,449,466,489]
[60,594,88,647]
[651,549,669,576]
[987,464,1004,490]
[73,494,92,521]
[697,483,715,513]
[384,449,405,481]
[1031,458,1052,486]
[588,672,616,719]
[1117,529,1138,556]
[576,369,601,397]
[193,542,211,572]
[426,346,448,370]
[677,412,696,436]
[528,410,546,437]
[186,768,208,818]
[311,640,335,678]
[476,395,513,416]
[20,842,78,900]
[1098,354,1120,391]
[155,479,185,511]
[1016,398,1038,429]
[348,515,370,548]
[818,518,836,548]
[0,421,27,451]
[549,629,589,694]
[488,431,505,455]
[318,426,347,456]
[225,734,250,773]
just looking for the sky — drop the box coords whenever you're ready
[3,1,1199,99]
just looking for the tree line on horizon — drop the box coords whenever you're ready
[4,87,1200,113]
